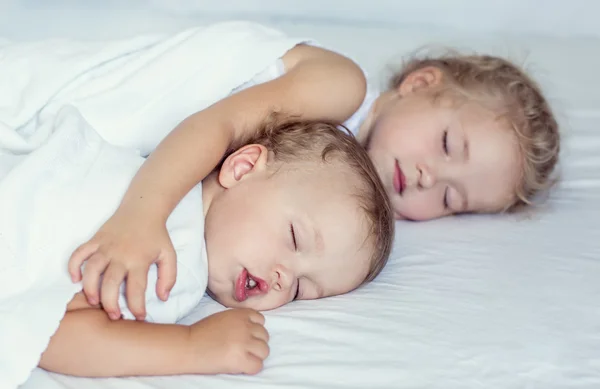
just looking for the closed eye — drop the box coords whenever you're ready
[290,224,297,251]
[442,128,449,155]
[443,187,449,209]
[294,279,300,300]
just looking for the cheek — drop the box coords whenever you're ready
[248,296,288,311]
[372,117,435,161]
[225,293,288,311]
[205,205,253,275]
[397,125,438,158]
[371,116,406,150]
[208,195,260,243]
[394,191,443,221]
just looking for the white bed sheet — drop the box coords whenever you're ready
[5,5,600,389]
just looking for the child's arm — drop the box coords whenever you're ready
[68,44,367,320]
[40,296,269,377]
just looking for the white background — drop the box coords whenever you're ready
[0,0,599,40]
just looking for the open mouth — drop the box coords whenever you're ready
[235,269,268,302]
[393,159,406,195]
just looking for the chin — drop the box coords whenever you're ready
[394,208,416,221]
[206,288,232,307]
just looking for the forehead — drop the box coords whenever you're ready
[312,198,372,292]
[458,103,521,212]
[282,164,368,234]
[277,166,372,290]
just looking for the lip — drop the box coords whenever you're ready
[393,159,406,195]
[235,269,249,302]
[234,269,269,302]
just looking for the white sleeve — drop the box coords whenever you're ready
[340,79,380,137]
[118,184,208,324]
[118,247,208,324]
[228,40,378,138]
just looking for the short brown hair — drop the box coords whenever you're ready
[390,49,560,212]
[229,114,394,283]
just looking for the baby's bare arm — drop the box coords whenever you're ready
[38,293,270,377]
[116,43,366,222]
[39,307,193,377]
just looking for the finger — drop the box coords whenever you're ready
[247,310,265,325]
[100,262,128,320]
[248,338,270,361]
[241,353,264,375]
[81,253,110,305]
[251,323,270,343]
[156,246,177,301]
[125,267,149,321]
[68,242,99,282]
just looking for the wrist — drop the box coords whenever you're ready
[116,198,169,223]
[137,323,198,376]
[181,322,223,375]
[181,324,206,375]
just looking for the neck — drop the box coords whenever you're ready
[201,171,223,218]
[356,90,396,145]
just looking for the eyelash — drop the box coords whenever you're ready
[290,224,300,300]
[442,129,449,155]
[442,129,451,210]
[443,187,449,209]
[294,280,300,300]
[290,224,297,251]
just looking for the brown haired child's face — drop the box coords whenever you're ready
[365,87,521,221]
[201,145,372,311]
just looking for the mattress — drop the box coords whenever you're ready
[6,2,600,389]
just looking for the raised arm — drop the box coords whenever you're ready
[119,45,366,220]
[68,44,367,320]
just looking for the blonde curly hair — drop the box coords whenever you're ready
[390,50,560,212]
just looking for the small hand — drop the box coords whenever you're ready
[189,308,270,375]
[68,208,176,321]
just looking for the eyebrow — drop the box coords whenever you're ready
[459,131,470,212]
[302,215,324,255]
[305,217,326,299]
[295,217,325,271]
[454,182,470,213]
[461,190,470,212]
[314,225,324,254]
[315,283,325,299]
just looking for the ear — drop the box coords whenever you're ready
[218,144,269,189]
[397,66,444,97]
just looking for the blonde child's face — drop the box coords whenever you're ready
[364,69,521,220]
[202,145,372,311]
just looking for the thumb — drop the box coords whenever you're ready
[68,242,99,282]
[156,243,177,301]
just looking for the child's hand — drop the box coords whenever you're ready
[189,308,270,375]
[68,208,176,321]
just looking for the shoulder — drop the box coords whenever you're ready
[282,43,364,77]
[210,44,368,141]
[279,44,367,121]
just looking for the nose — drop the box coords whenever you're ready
[270,265,295,293]
[417,164,436,189]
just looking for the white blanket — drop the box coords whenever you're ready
[0,21,307,389]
